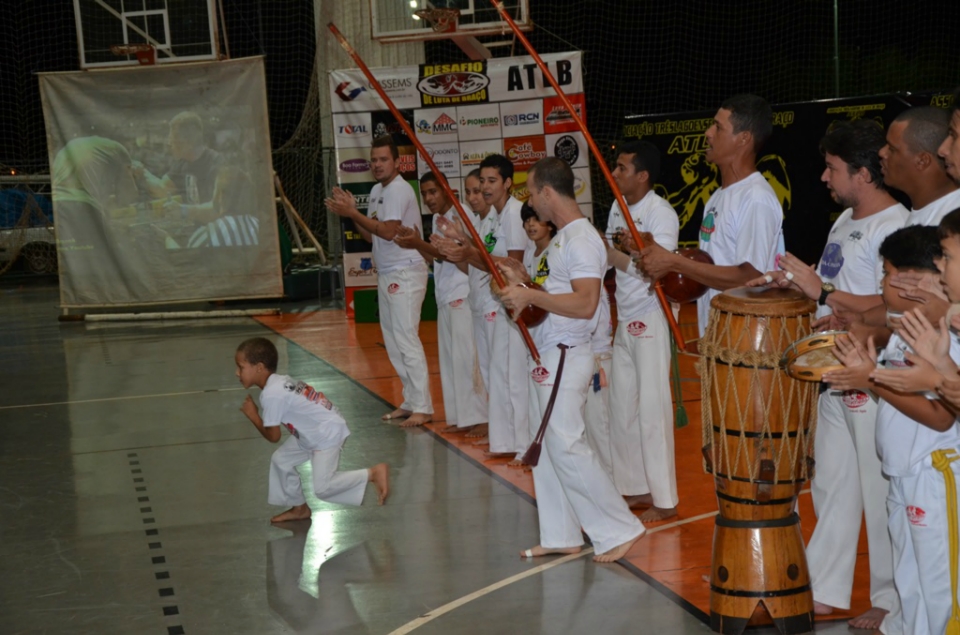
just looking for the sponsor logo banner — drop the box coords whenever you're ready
[459,139,502,177]
[418,61,490,106]
[371,109,415,146]
[456,103,502,141]
[336,147,373,184]
[487,52,583,102]
[329,69,419,113]
[572,166,592,204]
[418,142,461,180]
[543,93,586,134]
[397,145,419,180]
[414,108,459,137]
[343,251,378,287]
[333,112,372,148]
[504,135,547,172]
[547,131,588,168]
[499,99,543,136]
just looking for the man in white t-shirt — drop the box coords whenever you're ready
[394,171,487,433]
[603,140,681,522]
[880,106,960,228]
[497,157,646,563]
[637,94,784,339]
[325,136,434,427]
[752,120,907,632]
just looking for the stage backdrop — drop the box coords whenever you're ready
[622,95,915,266]
[39,57,282,308]
[329,52,590,288]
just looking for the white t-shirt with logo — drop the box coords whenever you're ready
[534,217,606,350]
[432,207,472,305]
[260,374,351,451]
[697,171,784,337]
[491,196,529,258]
[604,191,680,321]
[523,240,552,341]
[367,176,423,275]
[815,204,908,319]
[468,209,501,316]
[875,332,960,477]
[906,188,960,227]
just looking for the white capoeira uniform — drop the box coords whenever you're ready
[433,206,487,428]
[696,171,784,338]
[368,177,433,416]
[527,216,645,553]
[263,374,369,507]
[488,196,532,456]
[583,290,614,479]
[605,191,680,504]
[905,188,960,227]
[878,333,960,635]
[805,204,907,628]
[468,207,500,393]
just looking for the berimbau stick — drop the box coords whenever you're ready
[326,22,542,365]
[489,0,686,350]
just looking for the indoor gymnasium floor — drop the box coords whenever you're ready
[1,283,877,635]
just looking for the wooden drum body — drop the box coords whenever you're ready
[698,287,819,635]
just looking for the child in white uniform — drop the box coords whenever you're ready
[236,337,390,523]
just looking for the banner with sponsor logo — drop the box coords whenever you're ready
[329,52,588,289]
[622,95,914,265]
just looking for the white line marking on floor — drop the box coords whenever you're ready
[0,387,244,410]
[389,509,721,633]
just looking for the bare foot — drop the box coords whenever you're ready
[520,545,581,558]
[484,451,515,460]
[813,601,834,616]
[382,408,412,421]
[848,607,888,630]
[369,463,390,505]
[440,424,471,434]
[400,413,432,428]
[623,494,653,509]
[271,504,311,523]
[466,423,489,438]
[593,530,645,563]
[506,458,525,468]
[471,437,490,447]
[638,506,678,523]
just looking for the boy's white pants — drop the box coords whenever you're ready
[488,309,529,455]
[807,390,899,633]
[268,435,368,507]
[437,298,487,427]
[377,262,433,415]
[472,309,498,392]
[607,309,678,508]
[583,353,614,479]
[528,344,646,554]
[888,448,960,635]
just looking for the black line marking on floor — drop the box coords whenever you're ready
[156,572,170,580]
[138,496,149,502]
[145,529,159,536]
[260,320,712,629]
[163,606,179,615]
[135,486,146,492]
[168,626,185,635]
[152,556,166,564]
[159,588,175,597]
[140,507,152,512]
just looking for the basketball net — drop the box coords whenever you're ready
[414,8,460,33]
[109,44,157,66]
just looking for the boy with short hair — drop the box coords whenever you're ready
[824,223,960,635]
[236,337,389,523]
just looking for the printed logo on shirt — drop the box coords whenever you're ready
[627,321,648,337]
[699,207,717,242]
[483,230,497,253]
[450,299,464,308]
[485,311,497,323]
[841,390,869,409]
[533,253,550,285]
[388,283,401,295]
[282,423,301,439]
[819,242,844,279]
[285,380,335,410]
[907,505,926,527]
[531,366,550,383]
[848,231,863,242]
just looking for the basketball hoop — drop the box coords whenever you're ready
[109,44,157,66]
[414,8,460,33]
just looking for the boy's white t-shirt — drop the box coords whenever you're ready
[260,374,351,451]
[467,209,501,316]
[906,188,960,228]
[815,204,908,319]
[367,176,423,275]
[432,207,471,305]
[491,196,530,258]
[696,171,784,337]
[875,332,960,478]
[604,190,680,321]
[534,217,606,350]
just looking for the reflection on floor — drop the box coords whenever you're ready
[0,284,874,634]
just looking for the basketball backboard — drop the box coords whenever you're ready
[73,0,219,68]
[371,0,530,43]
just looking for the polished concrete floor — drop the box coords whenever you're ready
[1,283,864,634]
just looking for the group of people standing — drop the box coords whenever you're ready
[317,91,960,632]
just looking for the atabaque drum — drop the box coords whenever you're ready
[697,287,818,635]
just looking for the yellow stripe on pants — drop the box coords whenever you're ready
[932,448,960,635]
